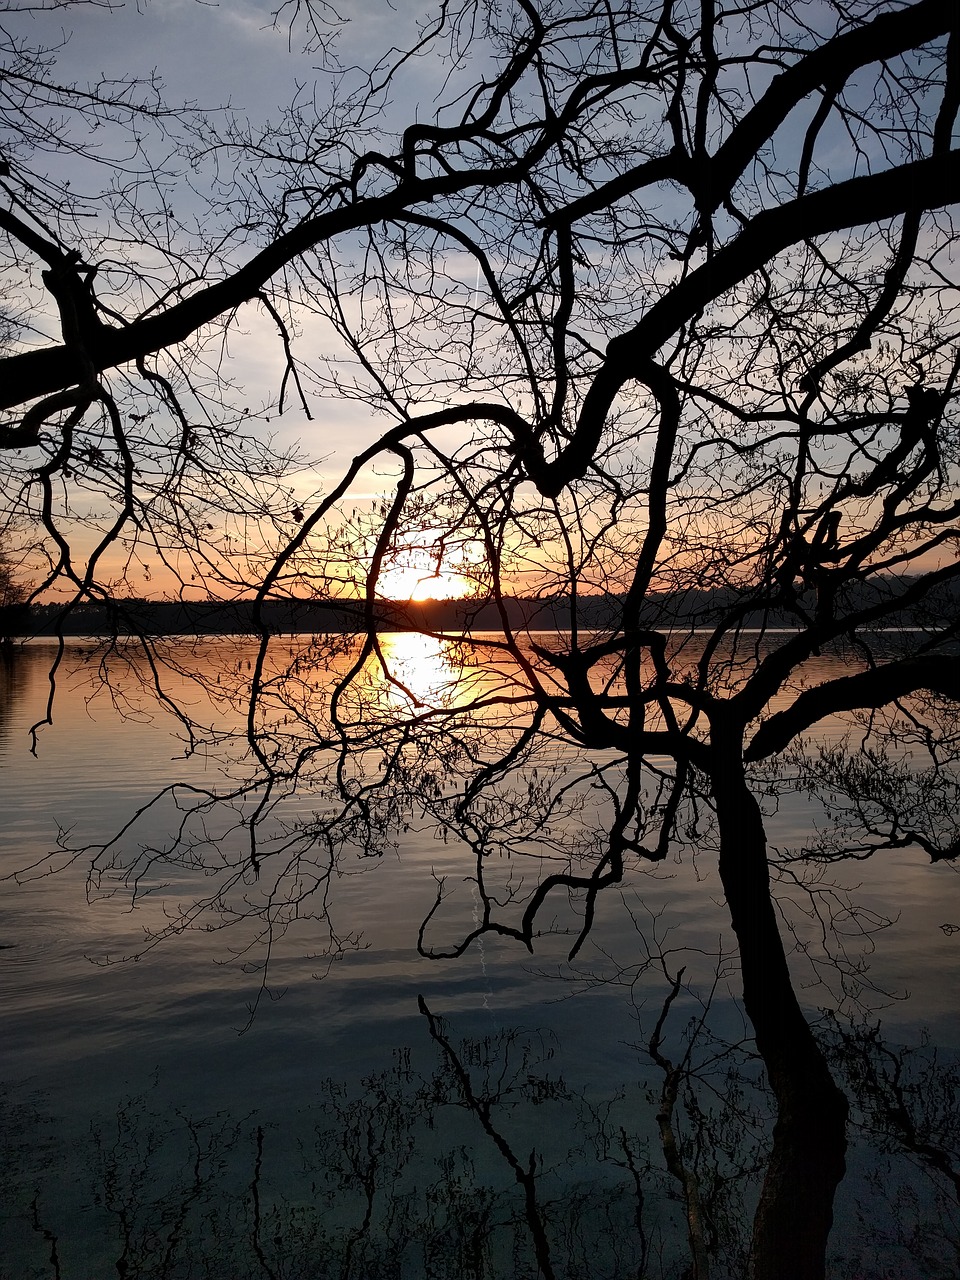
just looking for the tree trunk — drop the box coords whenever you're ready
[711,730,848,1280]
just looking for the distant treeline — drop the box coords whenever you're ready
[5,576,957,637]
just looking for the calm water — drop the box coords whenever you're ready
[1,638,959,1278]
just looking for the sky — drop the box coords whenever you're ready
[3,0,956,601]
[34,0,429,455]
[6,0,482,596]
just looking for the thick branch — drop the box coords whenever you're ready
[707,0,953,215]
[542,150,960,495]
[0,166,519,412]
[542,0,953,230]
[745,655,960,761]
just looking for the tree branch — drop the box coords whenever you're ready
[745,655,960,761]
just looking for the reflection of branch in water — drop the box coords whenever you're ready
[29,1196,62,1280]
[4,1019,722,1278]
[646,967,711,1280]
[250,1125,279,1280]
[565,897,762,1273]
[821,1018,960,1275]
[88,1087,247,1280]
[0,978,763,1278]
[828,1017,960,1203]
[0,642,28,754]
[418,995,557,1280]
[7,1010,960,1278]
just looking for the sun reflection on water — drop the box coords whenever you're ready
[374,631,462,707]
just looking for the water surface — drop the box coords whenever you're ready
[1,638,958,1278]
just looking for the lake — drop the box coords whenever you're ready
[1,636,959,1278]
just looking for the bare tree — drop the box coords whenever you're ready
[2,2,960,1277]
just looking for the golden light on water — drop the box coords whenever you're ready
[376,631,460,706]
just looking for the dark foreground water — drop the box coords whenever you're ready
[1,639,959,1278]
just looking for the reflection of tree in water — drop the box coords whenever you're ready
[0,644,26,755]
[2,1005,755,1279]
[4,997,960,1280]
[824,1017,960,1279]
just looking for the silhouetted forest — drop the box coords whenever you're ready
[10,577,959,638]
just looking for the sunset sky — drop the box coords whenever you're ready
[5,0,956,604]
[9,0,464,599]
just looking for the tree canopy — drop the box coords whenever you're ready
[2,1,959,1276]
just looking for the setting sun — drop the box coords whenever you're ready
[375,531,479,600]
